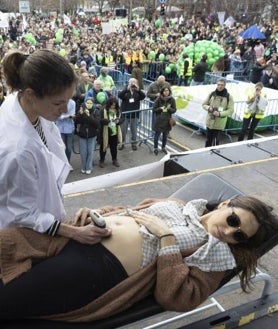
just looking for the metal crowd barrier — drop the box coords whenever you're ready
[93,65,155,91]
[225,98,278,134]
[95,61,180,85]
[120,108,153,150]
[186,98,278,142]
[205,71,251,84]
[94,65,125,89]
[72,99,154,154]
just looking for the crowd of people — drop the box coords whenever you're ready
[0,11,278,172]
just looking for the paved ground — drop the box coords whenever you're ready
[66,120,273,184]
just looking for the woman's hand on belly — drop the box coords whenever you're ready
[131,212,172,238]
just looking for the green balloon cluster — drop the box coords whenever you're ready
[165,62,177,75]
[182,40,225,69]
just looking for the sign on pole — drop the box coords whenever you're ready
[19,1,30,14]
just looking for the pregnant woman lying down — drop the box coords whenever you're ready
[0,195,277,322]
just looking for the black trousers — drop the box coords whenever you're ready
[0,240,128,319]
[205,128,221,147]
[99,134,118,161]
[238,116,260,141]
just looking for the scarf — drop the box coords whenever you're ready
[214,88,229,98]
[102,109,122,151]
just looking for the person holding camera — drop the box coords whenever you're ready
[153,86,177,155]
[99,97,123,168]
[118,78,145,151]
[75,97,100,174]
[238,82,268,141]
[202,78,234,147]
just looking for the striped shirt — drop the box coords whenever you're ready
[33,118,48,148]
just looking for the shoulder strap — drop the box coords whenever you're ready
[209,91,230,104]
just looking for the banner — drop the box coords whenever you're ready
[171,83,278,129]
[217,12,225,26]
[19,1,30,13]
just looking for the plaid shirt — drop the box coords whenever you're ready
[138,199,236,272]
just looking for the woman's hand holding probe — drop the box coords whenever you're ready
[65,207,112,244]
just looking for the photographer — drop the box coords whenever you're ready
[99,97,123,168]
[75,97,100,175]
[118,78,145,151]
[238,82,268,141]
[202,78,234,147]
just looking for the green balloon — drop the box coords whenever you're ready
[165,66,171,74]
[158,53,165,61]
[96,92,106,104]
[208,58,216,66]
[59,49,66,57]
[149,51,156,60]
[169,63,175,70]
[155,19,161,28]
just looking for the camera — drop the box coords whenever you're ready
[208,106,217,113]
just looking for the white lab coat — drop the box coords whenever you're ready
[0,92,70,232]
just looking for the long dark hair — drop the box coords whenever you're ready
[227,196,277,291]
[105,96,120,116]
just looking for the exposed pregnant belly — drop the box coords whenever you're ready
[101,215,143,276]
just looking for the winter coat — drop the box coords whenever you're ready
[75,106,100,139]
[202,88,234,130]
[153,96,177,132]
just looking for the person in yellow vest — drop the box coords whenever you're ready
[178,53,193,86]
[132,49,143,64]
[124,49,133,73]
[238,82,268,141]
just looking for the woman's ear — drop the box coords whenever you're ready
[24,88,36,102]
[217,199,231,209]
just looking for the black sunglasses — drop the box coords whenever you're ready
[226,208,249,243]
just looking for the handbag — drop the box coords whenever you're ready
[169,117,176,127]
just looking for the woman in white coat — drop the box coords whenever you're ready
[0,49,111,243]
